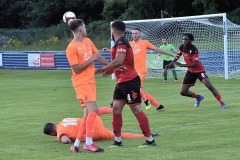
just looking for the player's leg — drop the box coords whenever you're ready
[127,76,156,146]
[163,60,168,83]
[129,104,156,147]
[171,67,178,83]
[111,99,125,146]
[97,107,112,115]
[109,83,126,147]
[83,85,104,152]
[70,85,89,153]
[200,75,227,109]
[138,71,152,110]
[142,90,165,111]
[181,71,204,107]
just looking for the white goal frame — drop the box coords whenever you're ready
[110,13,240,79]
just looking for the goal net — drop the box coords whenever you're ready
[119,13,240,79]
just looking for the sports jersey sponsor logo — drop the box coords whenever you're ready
[133,49,140,54]
[117,48,126,54]
[83,51,92,61]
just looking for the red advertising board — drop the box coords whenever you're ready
[40,54,55,67]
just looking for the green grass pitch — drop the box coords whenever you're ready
[0,69,240,160]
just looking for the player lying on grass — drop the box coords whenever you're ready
[43,107,158,143]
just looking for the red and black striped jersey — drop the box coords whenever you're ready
[111,36,138,83]
[178,44,205,73]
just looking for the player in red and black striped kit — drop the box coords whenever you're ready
[97,20,156,147]
[166,33,227,109]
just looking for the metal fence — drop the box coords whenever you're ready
[0,51,111,70]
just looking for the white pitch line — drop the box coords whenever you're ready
[1,117,240,132]
[121,117,240,132]
[1,120,42,125]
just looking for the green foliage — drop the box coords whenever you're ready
[0,70,240,159]
[0,20,110,51]
[39,37,60,46]
[121,0,164,20]
[6,37,22,48]
[87,20,111,48]
[103,0,128,20]
[228,8,240,25]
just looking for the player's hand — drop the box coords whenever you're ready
[174,62,182,67]
[115,66,127,72]
[92,52,102,61]
[102,71,112,77]
[95,68,102,74]
[102,48,110,52]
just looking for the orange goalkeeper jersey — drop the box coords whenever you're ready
[129,39,155,75]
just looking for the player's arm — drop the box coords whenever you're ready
[60,134,72,144]
[153,47,175,57]
[175,54,198,68]
[165,51,182,69]
[175,61,198,68]
[96,52,110,66]
[101,53,125,76]
[98,46,126,77]
[71,52,101,74]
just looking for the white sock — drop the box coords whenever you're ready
[85,137,93,145]
[74,139,81,147]
[115,136,122,142]
[145,136,153,142]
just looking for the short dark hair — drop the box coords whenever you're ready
[43,123,55,135]
[183,33,194,41]
[132,27,141,32]
[69,19,85,31]
[112,20,126,32]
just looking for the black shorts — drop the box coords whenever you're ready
[183,71,208,86]
[113,76,141,106]
[163,60,175,69]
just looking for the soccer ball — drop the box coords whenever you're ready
[63,11,76,24]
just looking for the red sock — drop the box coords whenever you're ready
[135,111,151,137]
[215,95,224,104]
[112,114,122,137]
[98,107,112,115]
[191,93,199,98]
[86,112,97,138]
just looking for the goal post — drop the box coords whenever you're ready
[115,13,240,80]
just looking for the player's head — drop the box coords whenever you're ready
[131,27,141,41]
[161,38,168,45]
[182,33,194,46]
[68,19,87,36]
[111,20,126,37]
[43,123,57,136]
